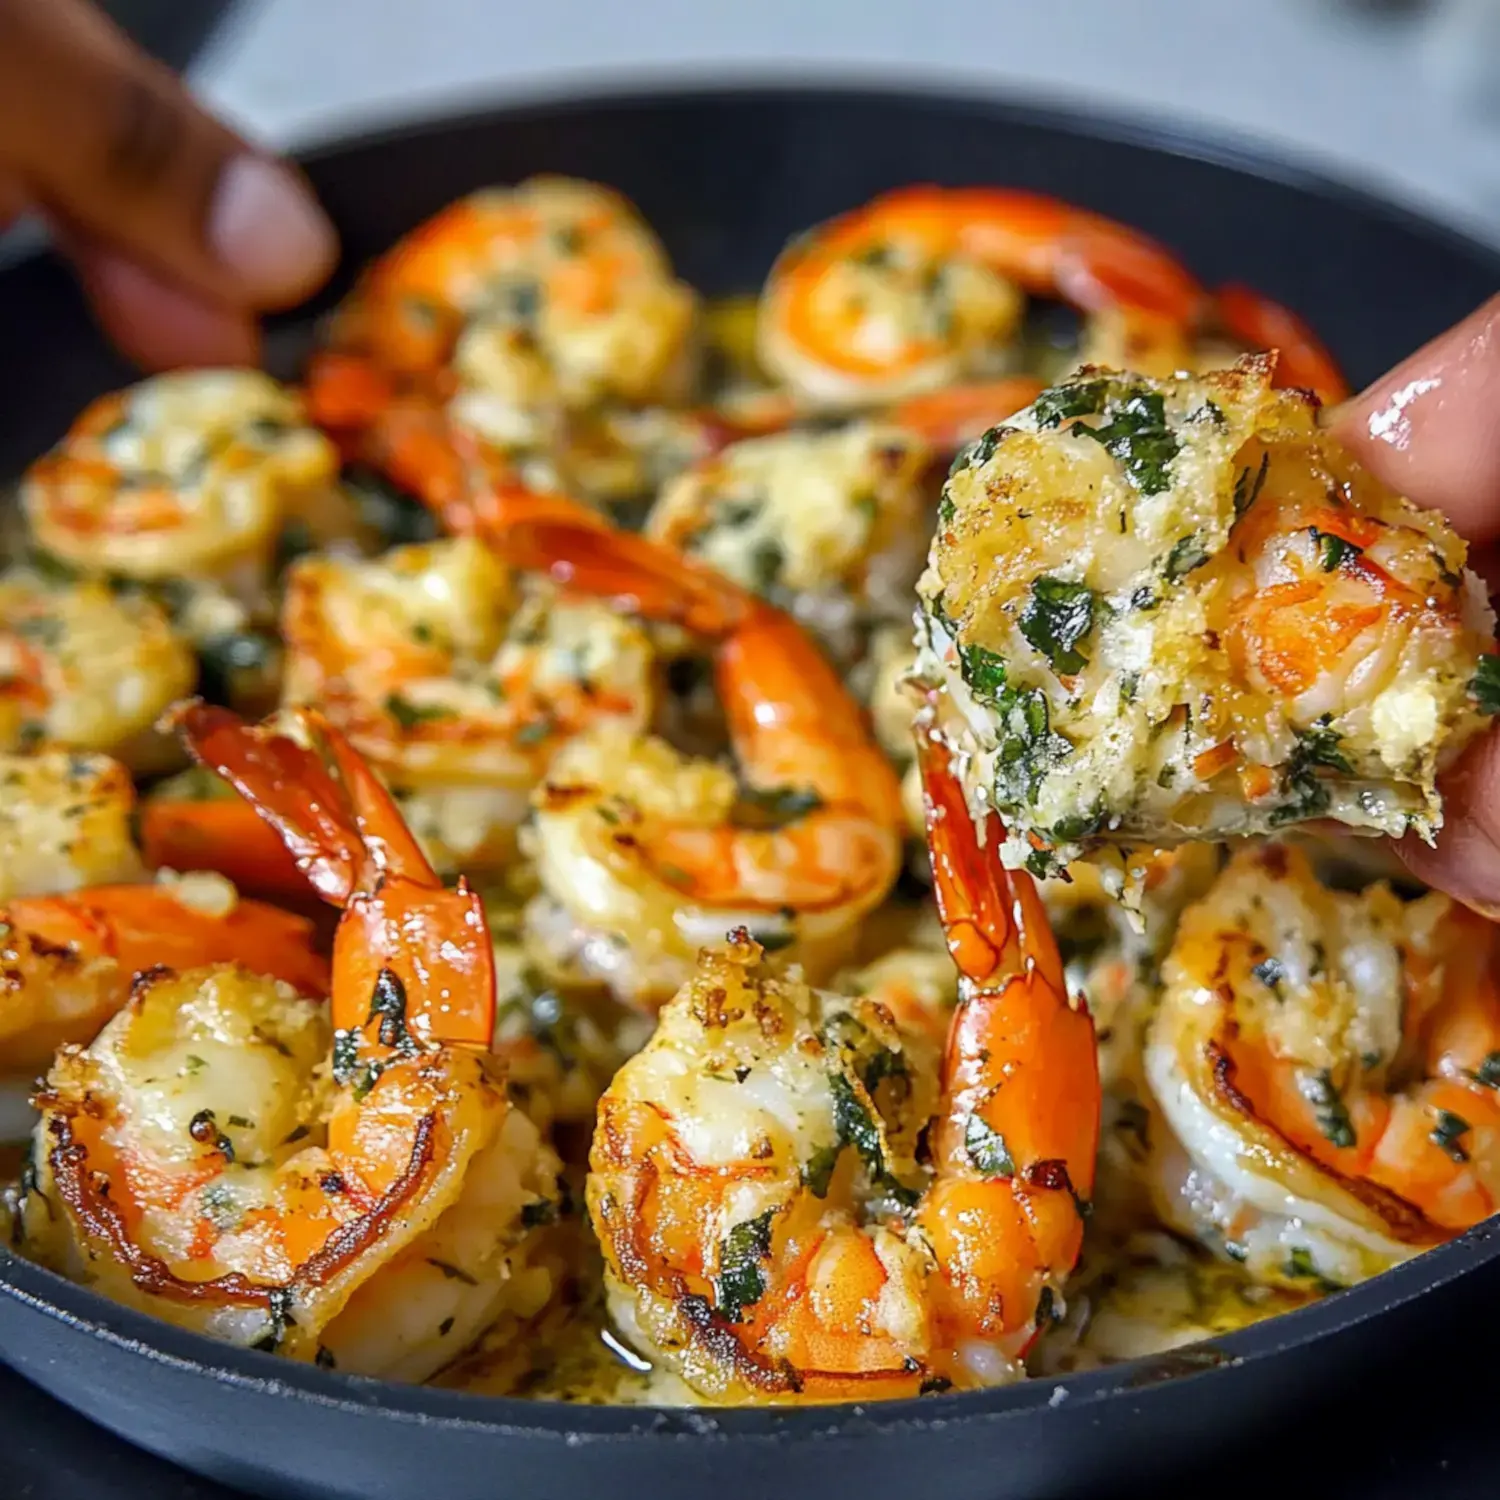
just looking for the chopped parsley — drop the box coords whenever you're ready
[1251,956,1286,996]
[958,641,1009,704]
[1033,379,1110,430]
[1470,656,1500,715]
[1233,452,1270,519]
[1430,1109,1471,1163]
[1310,528,1363,572]
[749,539,785,592]
[714,1210,774,1322]
[732,784,824,829]
[1019,577,1096,676]
[1076,387,1179,496]
[1300,1069,1355,1149]
[1272,719,1353,826]
[964,1113,1015,1179]
[367,968,420,1055]
[802,1144,841,1199]
[830,1071,885,1177]
[1163,534,1212,583]
[1471,1051,1500,1089]
[384,692,455,730]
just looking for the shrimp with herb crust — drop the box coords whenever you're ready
[587,732,1097,1400]
[1144,842,1500,1292]
[19,706,565,1383]
[916,356,1495,881]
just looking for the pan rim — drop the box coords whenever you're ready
[3,76,1500,1442]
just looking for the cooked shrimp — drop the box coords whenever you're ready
[0,751,142,902]
[279,535,656,873]
[527,591,903,1008]
[0,568,196,771]
[587,734,1096,1401]
[1077,286,1350,404]
[916,356,1495,877]
[0,873,328,1079]
[1144,842,1500,1290]
[19,708,565,1383]
[316,178,698,457]
[758,185,1202,409]
[365,461,904,1007]
[645,423,931,665]
[21,372,341,594]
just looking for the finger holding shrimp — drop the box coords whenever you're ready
[1332,294,1500,914]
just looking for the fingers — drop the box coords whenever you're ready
[66,238,259,370]
[1396,732,1500,923]
[0,0,336,312]
[1332,291,1500,543]
[1334,291,1500,912]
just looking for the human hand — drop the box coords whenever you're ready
[0,0,337,369]
[1333,291,1500,916]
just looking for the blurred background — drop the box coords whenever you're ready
[117,0,1500,245]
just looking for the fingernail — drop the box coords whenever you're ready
[208,155,336,303]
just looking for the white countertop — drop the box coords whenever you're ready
[192,0,1500,249]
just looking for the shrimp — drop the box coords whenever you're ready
[353,443,906,1007]
[315,178,698,460]
[17,708,566,1384]
[1144,842,1500,1290]
[21,372,341,596]
[644,423,932,667]
[0,873,328,1080]
[758,185,1203,409]
[527,590,903,1008]
[0,751,143,903]
[278,535,657,874]
[587,733,1096,1401]
[916,356,1495,877]
[0,567,196,771]
[1078,286,1350,404]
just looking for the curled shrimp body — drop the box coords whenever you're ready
[279,535,656,874]
[0,567,196,771]
[917,357,1495,876]
[528,594,903,1008]
[21,372,341,593]
[1144,843,1500,1290]
[318,178,698,460]
[645,423,932,667]
[0,873,327,1083]
[758,185,1202,410]
[587,736,1096,1401]
[386,465,904,1008]
[19,707,565,1383]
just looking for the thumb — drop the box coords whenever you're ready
[1333,296,1500,917]
[0,0,336,311]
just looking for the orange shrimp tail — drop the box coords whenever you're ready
[170,701,363,906]
[454,484,750,638]
[718,599,903,815]
[8,887,329,997]
[310,709,437,884]
[916,727,1097,1195]
[1213,284,1350,404]
[917,729,1065,1001]
[889,377,1046,452]
[333,876,495,1046]
[140,797,317,906]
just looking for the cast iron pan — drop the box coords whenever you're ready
[0,82,1498,1500]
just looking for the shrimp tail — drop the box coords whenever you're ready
[1212,284,1350,404]
[169,700,495,1045]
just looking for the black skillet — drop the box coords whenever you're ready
[0,82,1498,1500]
